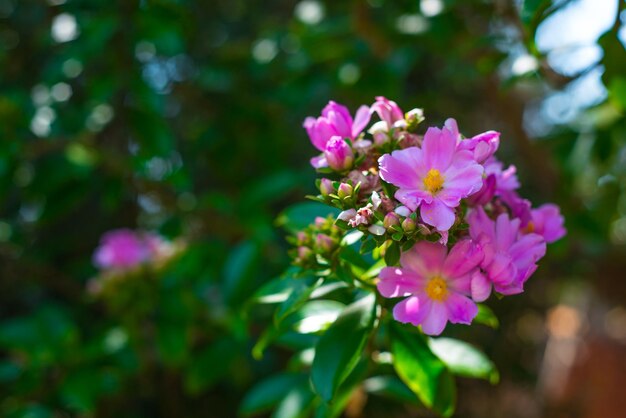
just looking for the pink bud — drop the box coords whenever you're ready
[315,234,335,253]
[324,136,354,171]
[401,217,416,232]
[319,178,334,196]
[383,212,401,230]
[337,183,353,199]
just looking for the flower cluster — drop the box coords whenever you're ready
[287,215,344,268]
[302,97,566,335]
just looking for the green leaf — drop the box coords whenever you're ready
[384,241,400,266]
[291,301,345,334]
[363,375,422,405]
[360,237,377,254]
[251,276,296,304]
[240,373,307,416]
[272,378,316,418]
[474,304,499,329]
[223,240,259,305]
[314,360,369,418]
[311,293,377,402]
[274,276,323,327]
[390,324,456,417]
[428,337,499,383]
[184,339,238,394]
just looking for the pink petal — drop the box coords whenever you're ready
[327,109,352,139]
[468,207,495,242]
[509,233,546,268]
[422,127,456,170]
[310,155,328,169]
[445,293,478,325]
[377,267,424,298]
[444,118,459,139]
[420,302,448,335]
[395,188,432,211]
[378,148,425,189]
[494,213,520,252]
[439,150,484,203]
[420,199,456,231]
[487,252,516,287]
[532,204,566,243]
[470,271,491,302]
[393,296,427,326]
[400,241,447,277]
[352,105,371,138]
[443,239,483,278]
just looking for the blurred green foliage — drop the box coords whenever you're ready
[0,0,624,417]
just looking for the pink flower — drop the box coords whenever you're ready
[93,229,150,270]
[371,96,404,129]
[378,124,484,231]
[467,207,546,299]
[523,204,566,243]
[444,118,500,164]
[377,240,483,335]
[324,136,354,171]
[303,101,370,152]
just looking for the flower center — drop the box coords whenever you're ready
[423,169,444,194]
[426,276,448,302]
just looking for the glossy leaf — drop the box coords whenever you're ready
[390,324,456,417]
[429,337,499,383]
[311,293,377,402]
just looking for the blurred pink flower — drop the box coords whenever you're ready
[377,240,483,335]
[93,229,150,270]
[94,229,171,270]
[468,207,546,298]
[524,204,566,243]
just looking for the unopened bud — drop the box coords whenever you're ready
[315,234,335,253]
[406,108,425,131]
[324,136,354,171]
[402,217,416,232]
[337,183,353,199]
[383,212,401,230]
[319,178,334,197]
[296,232,308,245]
[297,246,313,260]
[314,217,327,228]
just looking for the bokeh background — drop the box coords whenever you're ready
[1,0,625,417]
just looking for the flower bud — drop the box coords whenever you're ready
[296,232,308,245]
[314,217,327,228]
[297,246,313,260]
[402,217,416,233]
[405,108,425,131]
[337,183,353,199]
[383,212,401,230]
[324,136,354,171]
[319,178,334,196]
[315,234,335,253]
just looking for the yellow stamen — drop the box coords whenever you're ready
[522,221,535,234]
[423,169,444,194]
[426,277,448,302]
